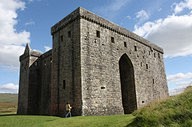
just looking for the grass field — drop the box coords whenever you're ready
[0,115,134,127]
[0,93,135,127]
[0,87,192,127]
[0,93,17,114]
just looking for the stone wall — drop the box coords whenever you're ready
[39,50,52,115]
[79,7,168,115]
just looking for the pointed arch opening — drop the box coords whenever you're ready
[119,54,137,114]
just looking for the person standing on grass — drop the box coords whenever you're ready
[65,102,72,118]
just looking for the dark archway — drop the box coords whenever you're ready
[119,54,137,114]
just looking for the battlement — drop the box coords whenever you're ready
[51,7,163,53]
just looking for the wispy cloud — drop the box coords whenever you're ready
[27,0,42,3]
[172,0,192,14]
[95,0,130,19]
[25,21,35,26]
[135,10,150,25]
[0,83,18,93]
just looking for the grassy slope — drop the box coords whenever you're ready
[129,86,192,127]
[0,93,17,114]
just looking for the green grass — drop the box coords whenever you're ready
[129,86,192,127]
[0,115,134,127]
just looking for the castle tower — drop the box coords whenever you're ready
[50,8,82,115]
[17,44,41,114]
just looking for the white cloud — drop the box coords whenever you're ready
[134,1,192,58]
[0,44,25,69]
[0,0,30,69]
[0,83,18,93]
[134,0,192,57]
[167,72,192,82]
[135,10,149,24]
[167,72,192,95]
[173,0,192,14]
[44,46,51,52]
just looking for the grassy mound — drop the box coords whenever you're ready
[129,86,192,127]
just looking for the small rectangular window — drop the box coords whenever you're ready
[96,30,100,38]
[60,35,63,42]
[63,80,66,89]
[124,42,127,47]
[134,46,137,51]
[68,31,71,38]
[154,53,156,57]
[146,64,148,69]
[153,79,155,84]
[111,37,114,43]
[101,86,105,89]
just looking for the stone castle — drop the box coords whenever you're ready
[17,7,168,116]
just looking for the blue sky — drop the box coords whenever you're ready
[0,0,192,95]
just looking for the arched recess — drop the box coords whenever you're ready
[119,54,137,114]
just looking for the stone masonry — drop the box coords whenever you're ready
[17,7,169,116]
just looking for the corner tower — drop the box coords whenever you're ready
[17,44,41,114]
[50,8,82,116]
[17,44,31,114]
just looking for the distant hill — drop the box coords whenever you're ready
[129,86,192,126]
[0,93,18,114]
